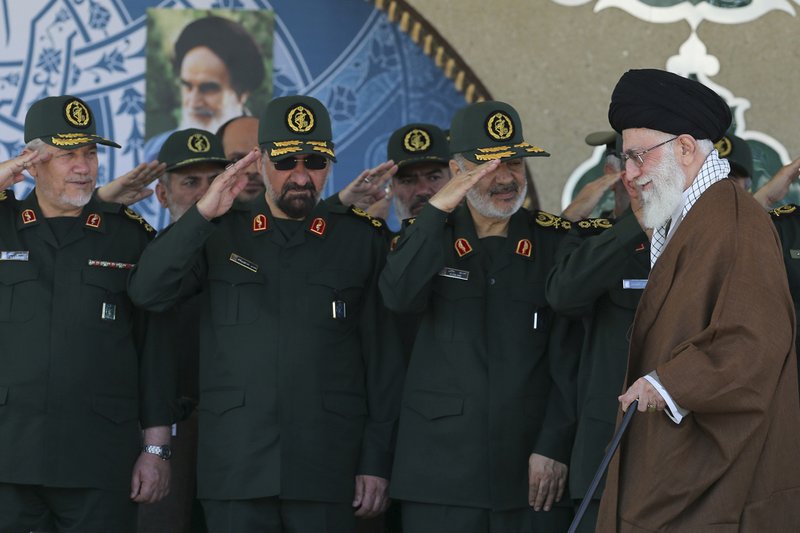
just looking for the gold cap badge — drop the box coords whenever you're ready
[187,133,211,153]
[64,99,91,128]
[287,105,315,134]
[486,112,513,141]
[714,136,732,158]
[403,128,431,152]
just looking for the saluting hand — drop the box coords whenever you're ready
[338,160,397,209]
[561,171,622,222]
[429,159,501,213]
[0,151,48,190]
[196,148,261,221]
[96,160,166,205]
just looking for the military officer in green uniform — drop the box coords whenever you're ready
[379,101,577,533]
[0,95,172,532]
[128,95,405,533]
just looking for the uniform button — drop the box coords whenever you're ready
[488,277,496,285]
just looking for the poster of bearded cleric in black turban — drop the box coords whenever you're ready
[143,9,274,162]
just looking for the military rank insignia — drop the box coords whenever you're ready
[253,214,268,232]
[85,213,101,228]
[309,217,326,236]
[515,239,532,258]
[770,204,798,218]
[0,191,7,201]
[21,209,37,224]
[455,238,473,258]
[349,206,384,229]
[535,211,571,231]
[123,208,156,234]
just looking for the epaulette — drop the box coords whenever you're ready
[770,204,799,219]
[347,206,385,231]
[401,217,416,229]
[0,189,16,202]
[534,211,571,232]
[575,217,613,236]
[123,206,157,237]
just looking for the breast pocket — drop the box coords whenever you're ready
[431,277,484,341]
[207,267,265,326]
[81,268,132,330]
[306,269,365,331]
[0,261,38,323]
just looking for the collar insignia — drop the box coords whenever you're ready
[85,213,101,228]
[309,217,327,236]
[21,209,37,224]
[253,214,268,232]
[455,238,473,258]
[515,239,532,258]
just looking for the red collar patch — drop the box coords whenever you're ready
[515,238,532,258]
[253,214,268,232]
[455,238,473,258]
[85,213,101,228]
[309,217,326,236]
[21,209,36,224]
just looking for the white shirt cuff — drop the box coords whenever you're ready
[644,373,689,424]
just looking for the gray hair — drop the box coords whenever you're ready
[452,153,468,172]
[24,138,47,153]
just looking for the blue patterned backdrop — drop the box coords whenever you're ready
[0,0,468,230]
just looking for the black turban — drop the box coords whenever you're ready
[608,69,731,143]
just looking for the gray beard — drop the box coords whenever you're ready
[466,180,527,219]
[639,151,686,230]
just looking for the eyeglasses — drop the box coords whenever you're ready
[273,155,328,171]
[620,137,678,168]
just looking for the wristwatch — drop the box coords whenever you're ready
[142,444,172,461]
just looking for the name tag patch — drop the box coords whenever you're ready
[229,253,258,273]
[438,267,469,281]
[0,251,29,261]
[790,249,800,259]
[622,279,647,290]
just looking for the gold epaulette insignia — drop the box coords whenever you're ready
[535,211,571,231]
[770,204,798,218]
[124,207,156,235]
[349,206,384,230]
[0,191,7,201]
[577,218,613,230]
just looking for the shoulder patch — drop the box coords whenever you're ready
[534,211,571,231]
[770,204,799,219]
[575,217,613,236]
[348,206,385,231]
[123,207,157,237]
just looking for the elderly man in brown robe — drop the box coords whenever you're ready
[595,69,800,532]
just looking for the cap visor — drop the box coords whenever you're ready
[266,142,336,163]
[165,156,231,173]
[461,144,550,163]
[43,134,121,150]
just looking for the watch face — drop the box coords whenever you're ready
[160,446,172,460]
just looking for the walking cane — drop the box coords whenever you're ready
[567,399,638,533]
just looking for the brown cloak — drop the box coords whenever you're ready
[596,180,800,532]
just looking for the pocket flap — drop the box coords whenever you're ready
[207,262,265,286]
[92,395,138,424]
[405,390,464,420]
[0,262,39,285]
[199,388,245,415]
[322,391,367,418]
[308,269,364,290]
[82,267,128,292]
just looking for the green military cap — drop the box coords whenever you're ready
[24,95,120,149]
[449,100,549,163]
[387,123,450,168]
[585,131,621,158]
[258,95,336,162]
[715,131,753,178]
[158,128,230,172]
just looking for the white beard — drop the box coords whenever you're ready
[466,179,527,219]
[637,150,686,230]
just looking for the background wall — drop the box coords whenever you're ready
[405,0,800,213]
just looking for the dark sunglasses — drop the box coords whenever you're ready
[273,155,328,171]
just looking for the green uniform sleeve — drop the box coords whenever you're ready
[546,214,644,317]
[128,205,214,312]
[379,203,449,313]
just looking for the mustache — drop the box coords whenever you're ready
[489,183,519,195]
[190,107,214,118]
[281,182,317,195]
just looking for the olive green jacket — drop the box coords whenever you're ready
[379,203,578,510]
[128,197,404,502]
[0,190,171,490]
[769,204,800,389]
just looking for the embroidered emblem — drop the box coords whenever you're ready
[535,212,571,231]
[403,128,431,153]
[64,99,91,128]
[349,206,384,229]
[51,134,94,146]
[770,204,798,218]
[287,105,314,134]
[309,217,326,236]
[0,191,6,201]
[714,136,732,158]
[123,207,156,234]
[21,209,36,224]
[486,111,514,141]
[454,238,472,258]
[515,239,532,258]
[578,218,612,230]
[187,133,211,153]
[85,213,101,228]
[253,214,268,232]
